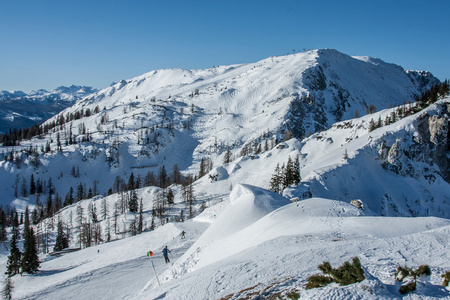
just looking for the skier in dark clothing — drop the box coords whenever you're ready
[162,246,171,263]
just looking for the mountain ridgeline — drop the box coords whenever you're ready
[0,48,447,221]
[0,85,98,134]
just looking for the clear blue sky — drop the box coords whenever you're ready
[1,0,449,92]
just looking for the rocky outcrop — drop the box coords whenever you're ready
[384,102,450,182]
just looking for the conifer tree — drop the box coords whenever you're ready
[293,155,301,185]
[128,172,135,190]
[53,220,69,251]
[21,227,40,274]
[223,147,232,164]
[5,229,21,277]
[23,206,30,236]
[167,188,174,205]
[269,163,283,194]
[128,190,139,213]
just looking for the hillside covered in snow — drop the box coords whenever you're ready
[0,49,449,299]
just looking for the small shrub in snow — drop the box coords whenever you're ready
[399,281,416,295]
[286,290,300,300]
[305,274,335,289]
[306,257,365,289]
[394,264,431,294]
[441,271,450,287]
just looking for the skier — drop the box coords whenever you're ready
[181,230,186,239]
[162,246,171,263]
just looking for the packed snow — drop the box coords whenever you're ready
[3,185,449,299]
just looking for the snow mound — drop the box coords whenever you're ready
[162,184,290,280]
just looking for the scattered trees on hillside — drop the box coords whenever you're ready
[369,80,450,132]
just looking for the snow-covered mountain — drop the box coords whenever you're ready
[0,85,98,134]
[0,49,449,299]
[0,49,439,203]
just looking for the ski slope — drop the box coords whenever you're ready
[5,185,450,299]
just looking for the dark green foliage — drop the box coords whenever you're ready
[306,257,365,289]
[269,155,301,193]
[399,281,416,295]
[286,290,300,299]
[441,271,450,287]
[223,147,232,164]
[21,227,40,274]
[395,265,412,281]
[128,190,139,213]
[416,265,431,277]
[5,230,21,277]
[53,220,69,251]
[305,274,335,289]
[395,264,431,295]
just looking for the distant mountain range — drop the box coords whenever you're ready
[0,85,98,134]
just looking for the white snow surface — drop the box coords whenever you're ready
[5,186,450,299]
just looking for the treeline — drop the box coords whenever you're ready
[369,80,450,132]
[0,105,102,146]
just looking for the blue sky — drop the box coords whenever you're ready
[1,0,449,92]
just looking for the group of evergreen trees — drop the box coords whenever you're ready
[5,214,39,277]
[269,155,301,194]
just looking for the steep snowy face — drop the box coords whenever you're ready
[284,49,440,138]
[286,98,450,218]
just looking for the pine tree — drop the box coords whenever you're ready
[269,163,282,194]
[23,206,30,236]
[21,227,40,274]
[5,229,21,277]
[368,119,376,132]
[223,147,232,164]
[128,172,135,190]
[53,220,69,251]
[128,190,139,213]
[20,177,28,197]
[293,155,301,185]
[199,158,206,178]
[284,157,294,188]
[167,188,174,205]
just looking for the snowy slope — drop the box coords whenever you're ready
[6,186,450,299]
